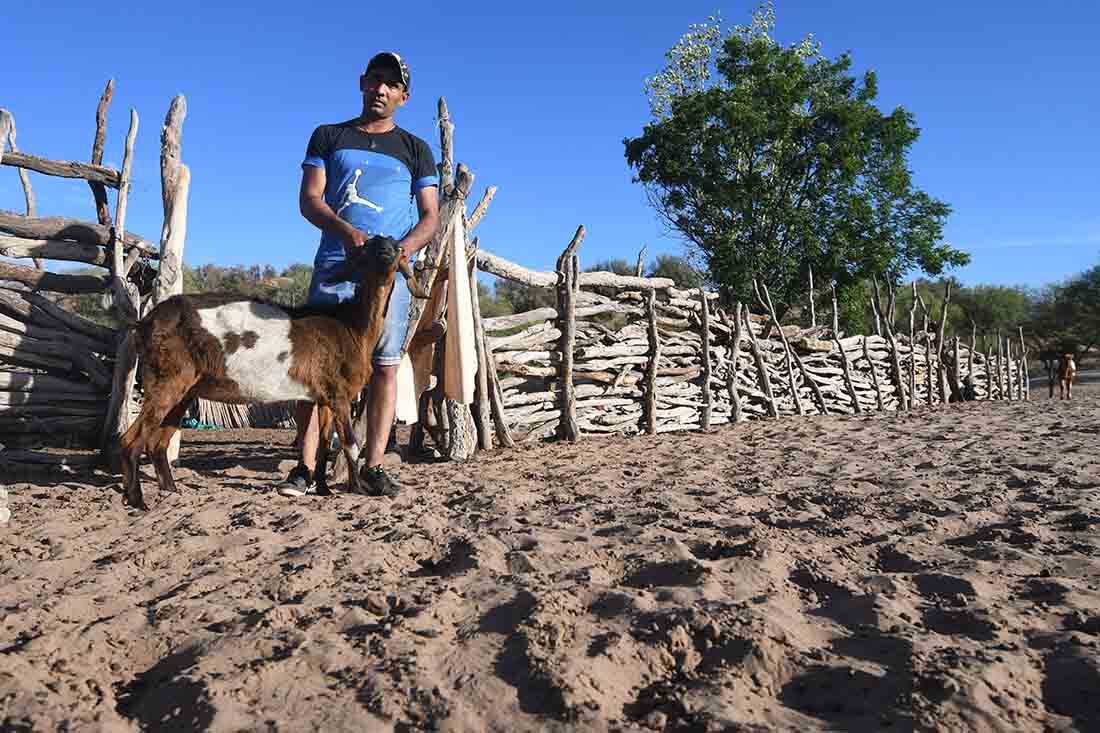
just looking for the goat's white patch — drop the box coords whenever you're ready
[346,442,361,463]
[336,169,383,216]
[198,301,315,403]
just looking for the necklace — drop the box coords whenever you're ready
[357,121,395,150]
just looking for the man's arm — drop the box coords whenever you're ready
[299,166,367,254]
[398,185,440,260]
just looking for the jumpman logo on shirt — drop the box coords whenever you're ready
[336,169,384,216]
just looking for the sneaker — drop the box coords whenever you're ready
[277,464,318,497]
[358,464,401,498]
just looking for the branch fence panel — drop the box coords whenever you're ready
[0,90,166,461]
[481,264,1011,442]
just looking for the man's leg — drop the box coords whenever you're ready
[296,401,320,471]
[358,272,408,497]
[364,365,399,468]
[278,401,320,496]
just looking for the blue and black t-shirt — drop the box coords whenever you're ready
[302,120,438,268]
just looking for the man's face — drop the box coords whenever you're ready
[360,68,408,119]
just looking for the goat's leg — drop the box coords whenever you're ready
[148,397,194,496]
[312,405,335,496]
[332,404,365,493]
[120,392,187,510]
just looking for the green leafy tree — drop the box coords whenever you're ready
[647,254,704,289]
[493,277,555,314]
[477,280,515,319]
[624,2,968,318]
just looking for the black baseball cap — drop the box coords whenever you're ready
[365,52,411,90]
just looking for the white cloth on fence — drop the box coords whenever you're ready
[443,207,477,404]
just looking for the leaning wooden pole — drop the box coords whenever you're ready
[721,304,744,424]
[699,285,713,429]
[756,279,803,416]
[555,226,584,442]
[862,336,886,411]
[643,288,660,434]
[743,306,778,418]
[468,246,492,450]
[483,329,516,448]
[807,266,816,328]
[831,284,861,413]
[771,284,829,415]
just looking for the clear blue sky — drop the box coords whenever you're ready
[5,1,1098,289]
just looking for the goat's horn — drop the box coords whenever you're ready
[400,259,430,299]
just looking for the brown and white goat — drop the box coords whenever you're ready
[119,239,425,510]
[1058,353,1077,400]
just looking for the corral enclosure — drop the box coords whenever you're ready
[0,91,1031,478]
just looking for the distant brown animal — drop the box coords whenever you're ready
[119,237,426,510]
[1057,353,1077,400]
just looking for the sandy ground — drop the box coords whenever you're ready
[2,386,1100,732]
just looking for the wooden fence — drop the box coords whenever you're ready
[0,82,187,467]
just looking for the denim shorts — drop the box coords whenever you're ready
[307,256,410,367]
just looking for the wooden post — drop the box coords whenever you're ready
[101,110,140,468]
[468,246,492,450]
[89,80,115,227]
[438,98,455,196]
[467,186,496,231]
[968,320,976,379]
[923,313,933,407]
[951,335,962,402]
[862,336,885,411]
[0,111,42,270]
[936,281,952,404]
[1019,326,1029,401]
[756,279,803,416]
[908,283,917,408]
[995,331,1004,399]
[109,109,139,322]
[808,266,816,328]
[721,304,744,424]
[832,284,861,413]
[555,226,584,442]
[831,279,839,334]
[155,95,190,462]
[634,246,647,277]
[871,277,908,410]
[742,305,778,418]
[643,288,660,434]
[986,342,994,400]
[699,286,712,429]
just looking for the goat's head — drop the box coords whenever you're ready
[324,236,430,299]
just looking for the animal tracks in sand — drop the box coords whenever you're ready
[3,395,1100,730]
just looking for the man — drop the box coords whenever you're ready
[279,52,439,498]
